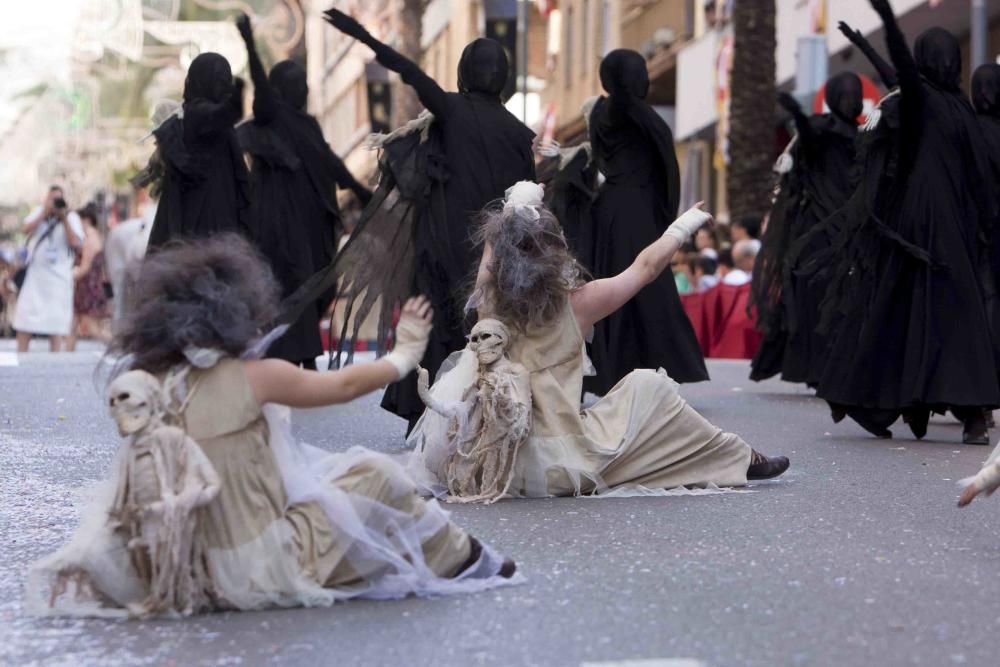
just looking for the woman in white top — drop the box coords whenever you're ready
[14,186,83,352]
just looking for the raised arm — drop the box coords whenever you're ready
[870,0,922,167]
[570,205,712,332]
[324,7,448,118]
[237,14,278,124]
[777,92,816,148]
[244,297,432,407]
[838,21,898,88]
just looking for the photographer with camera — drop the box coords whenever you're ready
[13,185,83,353]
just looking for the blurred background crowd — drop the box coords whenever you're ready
[1,0,996,353]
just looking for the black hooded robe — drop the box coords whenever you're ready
[321,14,536,426]
[816,22,1000,435]
[378,40,535,424]
[147,53,252,248]
[238,33,372,366]
[750,74,863,386]
[584,49,708,396]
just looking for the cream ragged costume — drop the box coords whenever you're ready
[410,299,752,498]
[28,358,515,618]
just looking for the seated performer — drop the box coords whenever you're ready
[410,183,789,498]
[28,236,516,618]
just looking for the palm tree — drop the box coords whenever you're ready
[726,0,777,221]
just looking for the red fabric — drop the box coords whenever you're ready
[681,283,762,360]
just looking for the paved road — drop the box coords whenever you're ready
[2,350,999,667]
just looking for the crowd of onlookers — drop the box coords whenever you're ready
[672,215,762,295]
[1,185,152,352]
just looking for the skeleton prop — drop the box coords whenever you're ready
[102,370,220,617]
[417,319,531,504]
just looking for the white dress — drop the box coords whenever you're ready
[410,299,752,497]
[13,208,84,336]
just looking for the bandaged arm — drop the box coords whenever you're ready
[571,205,712,332]
[245,296,433,407]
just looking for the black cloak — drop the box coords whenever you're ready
[147,53,252,248]
[973,64,1000,358]
[815,21,1000,435]
[238,27,371,366]
[300,11,536,427]
[583,49,707,395]
[539,146,599,272]
[750,73,862,386]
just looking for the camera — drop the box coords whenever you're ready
[53,197,67,209]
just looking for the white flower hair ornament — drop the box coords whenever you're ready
[503,181,545,222]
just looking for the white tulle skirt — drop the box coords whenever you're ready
[26,405,518,618]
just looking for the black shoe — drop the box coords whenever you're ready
[903,409,930,440]
[747,451,790,480]
[963,413,990,446]
[499,559,518,579]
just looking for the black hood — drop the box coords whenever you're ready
[826,71,863,124]
[270,60,308,111]
[599,49,650,99]
[973,63,1000,117]
[457,38,509,99]
[184,52,233,104]
[914,28,962,92]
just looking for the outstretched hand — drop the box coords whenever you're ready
[869,0,893,17]
[324,6,366,38]
[236,12,253,42]
[777,92,802,115]
[383,296,434,380]
[958,483,980,507]
[837,21,862,45]
[664,202,713,245]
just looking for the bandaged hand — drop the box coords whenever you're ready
[663,203,713,245]
[384,296,434,380]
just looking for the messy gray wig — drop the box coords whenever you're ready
[472,201,586,330]
[108,234,281,374]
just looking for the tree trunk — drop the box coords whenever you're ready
[393,0,429,126]
[726,0,777,221]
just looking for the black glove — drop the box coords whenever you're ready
[837,21,862,45]
[324,7,367,38]
[236,13,253,43]
[869,0,893,17]
[777,92,802,115]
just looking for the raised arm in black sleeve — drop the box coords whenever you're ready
[871,0,922,164]
[237,13,278,124]
[324,7,448,118]
[838,20,898,88]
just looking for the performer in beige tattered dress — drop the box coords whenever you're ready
[410,182,790,498]
[28,236,516,619]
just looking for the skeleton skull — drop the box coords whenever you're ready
[469,319,511,367]
[108,371,164,437]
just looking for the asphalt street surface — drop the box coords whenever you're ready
[2,348,1000,667]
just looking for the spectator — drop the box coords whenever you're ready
[731,215,762,242]
[694,225,718,253]
[722,239,760,286]
[66,204,111,350]
[672,250,694,294]
[104,208,152,324]
[14,186,83,352]
[693,255,720,292]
